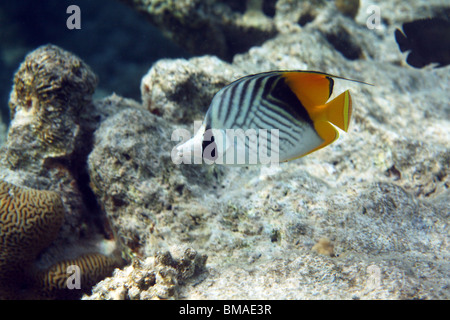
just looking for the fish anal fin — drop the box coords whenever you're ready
[309,120,339,155]
[283,120,339,162]
[323,90,352,132]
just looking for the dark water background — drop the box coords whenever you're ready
[0,0,189,123]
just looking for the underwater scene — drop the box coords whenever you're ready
[0,0,449,300]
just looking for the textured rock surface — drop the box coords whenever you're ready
[120,0,278,61]
[5,44,97,171]
[85,0,449,299]
[84,247,207,300]
[2,1,449,300]
[87,105,223,257]
[0,180,65,297]
[0,45,125,299]
[119,0,448,62]
[141,57,239,123]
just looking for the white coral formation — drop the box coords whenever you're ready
[84,247,207,300]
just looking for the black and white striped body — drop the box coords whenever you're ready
[203,72,324,164]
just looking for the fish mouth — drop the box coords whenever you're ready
[176,123,206,161]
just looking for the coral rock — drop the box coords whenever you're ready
[141,57,238,124]
[87,104,223,257]
[335,0,360,19]
[312,238,335,257]
[85,11,449,298]
[34,253,125,299]
[0,180,64,296]
[120,0,277,60]
[0,45,126,299]
[84,247,207,300]
[4,44,97,170]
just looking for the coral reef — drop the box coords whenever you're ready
[85,247,207,300]
[0,180,64,298]
[0,45,125,299]
[5,44,97,171]
[84,0,448,299]
[1,0,449,300]
[120,0,448,62]
[34,252,124,299]
[87,105,222,257]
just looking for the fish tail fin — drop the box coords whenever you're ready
[395,29,410,52]
[323,90,352,132]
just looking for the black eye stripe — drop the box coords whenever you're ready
[202,130,218,161]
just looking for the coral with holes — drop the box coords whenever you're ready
[84,247,207,300]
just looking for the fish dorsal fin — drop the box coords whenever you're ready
[281,71,371,109]
[282,71,334,110]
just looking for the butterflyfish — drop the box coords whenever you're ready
[176,70,368,166]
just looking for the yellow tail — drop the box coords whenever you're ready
[324,90,352,132]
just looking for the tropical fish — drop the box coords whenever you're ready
[176,71,368,166]
[395,17,450,68]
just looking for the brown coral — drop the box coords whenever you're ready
[0,180,65,296]
[5,44,97,169]
[0,180,125,299]
[34,253,124,299]
[0,44,129,299]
